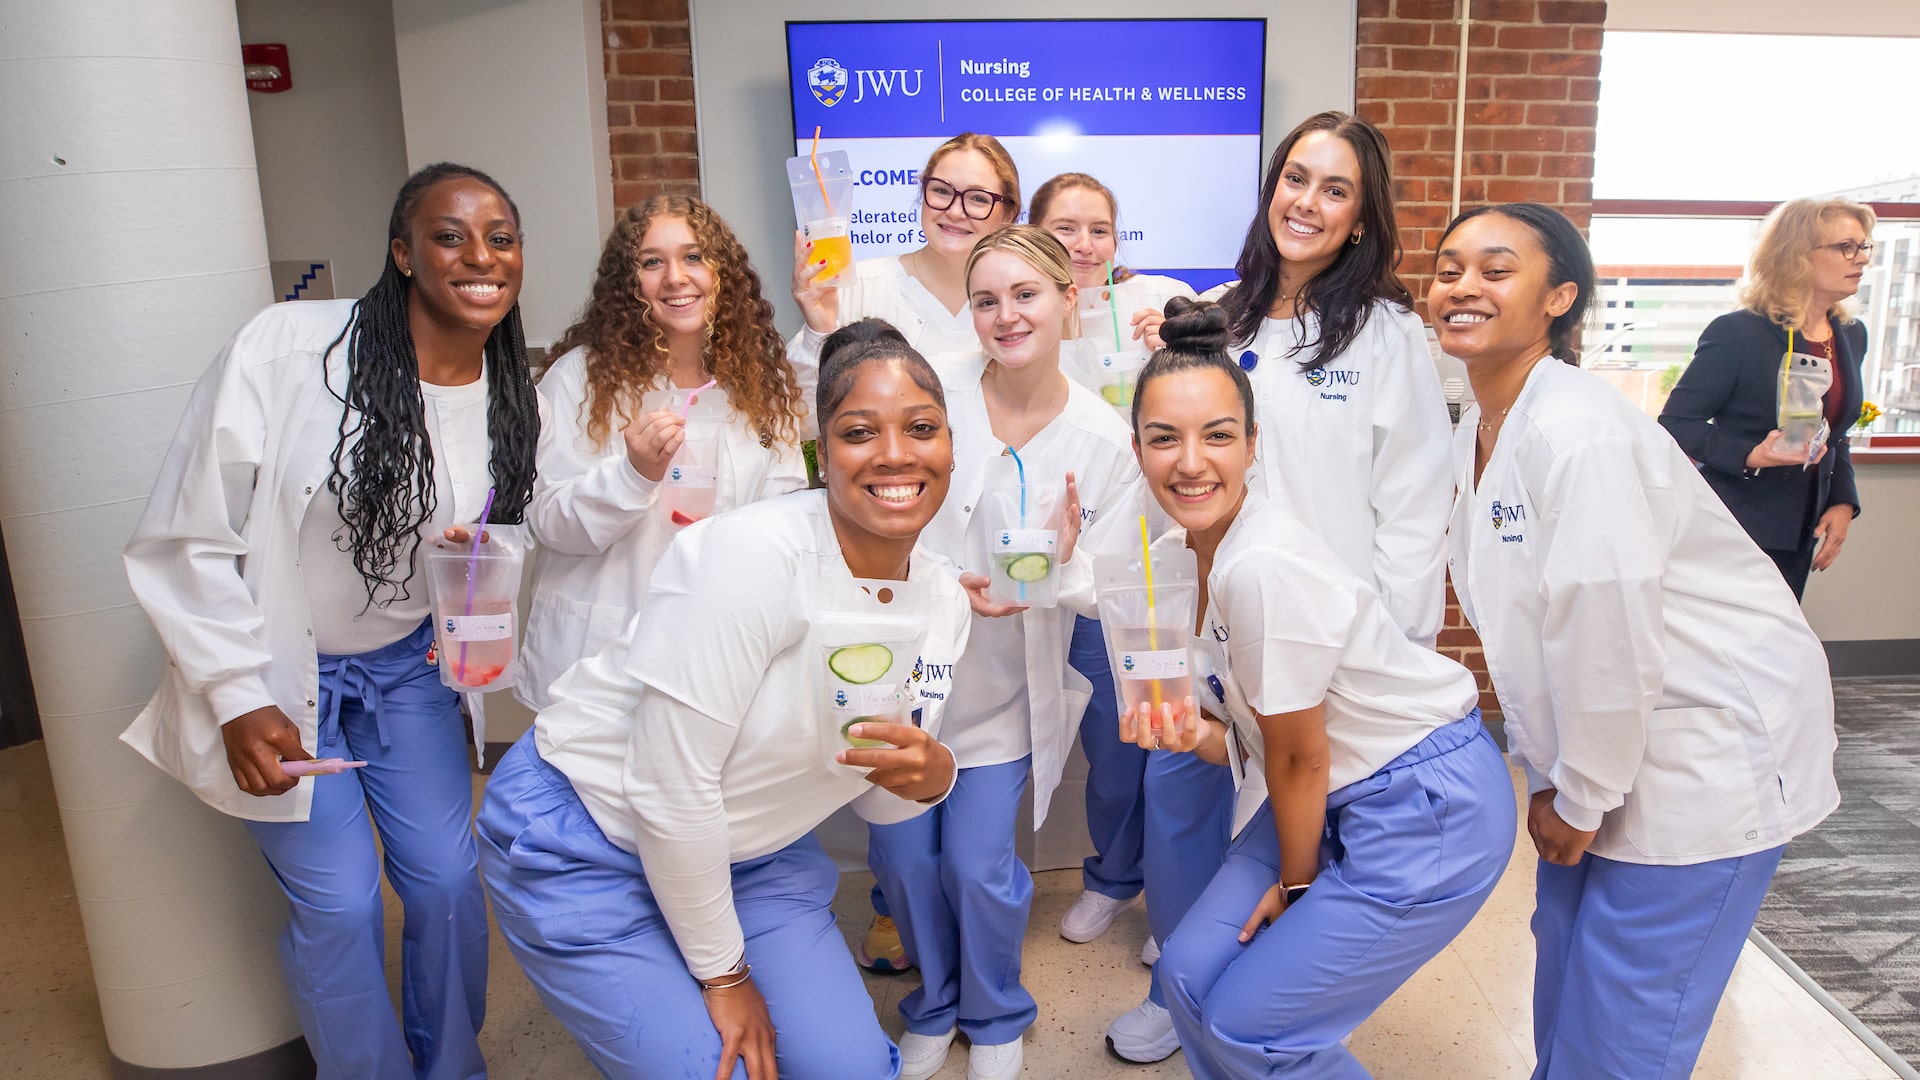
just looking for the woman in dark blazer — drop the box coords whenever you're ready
[1659,198,1874,599]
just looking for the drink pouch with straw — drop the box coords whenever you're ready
[425,517,531,693]
[643,384,729,528]
[787,141,854,287]
[981,449,1063,608]
[816,577,931,775]
[1777,328,1833,463]
[1093,526,1200,725]
[1080,262,1151,410]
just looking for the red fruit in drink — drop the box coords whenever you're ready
[671,510,699,527]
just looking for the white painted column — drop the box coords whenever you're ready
[0,1,305,1072]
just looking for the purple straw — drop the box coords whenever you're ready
[458,486,498,682]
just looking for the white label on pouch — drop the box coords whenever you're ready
[993,528,1057,553]
[443,613,513,641]
[1118,648,1189,680]
[830,683,907,717]
[804,217,850,241]
[665,464,718,488]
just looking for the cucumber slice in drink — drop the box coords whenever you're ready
[827,643,893,685]
[1101,383,1132,406]
[841,718,889,748]
[1003,553,1052,582]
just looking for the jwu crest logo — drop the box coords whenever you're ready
[808,58,848,107]
[911,656,923,684]
[834,689,848,707]
[1490,500,1527,542]
[669,466,683,482]
[1122,655,1136,673]
[1305,369,1361,388]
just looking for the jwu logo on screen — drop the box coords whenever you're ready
[810,56,924,107]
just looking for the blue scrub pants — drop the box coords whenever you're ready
[1142,748,1235,1006]
[1161,714,1514,1080]
[1531,845,1785,1080]
[868,755,1038,1046]
[1072,616,1148,901]
[477,734,899,1080]
[242,619,487,1080]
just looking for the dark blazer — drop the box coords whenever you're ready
[1658,308,1864,552]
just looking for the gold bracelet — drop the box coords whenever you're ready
[698,960,752,992]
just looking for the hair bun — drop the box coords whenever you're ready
[1158,297,1232,354]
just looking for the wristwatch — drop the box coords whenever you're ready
[1284,882,1312,906]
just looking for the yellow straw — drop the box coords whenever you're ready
[810,125,833,215]
[1140,515,1162,709]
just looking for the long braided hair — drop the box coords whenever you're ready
[321,162,540,608]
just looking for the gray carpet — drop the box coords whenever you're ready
[1755,675,1920,1066]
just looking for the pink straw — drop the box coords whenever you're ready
[457,486,498,682]
[680,378,718,418]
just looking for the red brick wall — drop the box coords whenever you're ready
[597,0,1610,719]
[603,0,700,207]
[1356,0,1605,318]
[1356,0,1607,719]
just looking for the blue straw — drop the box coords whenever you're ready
[1007,446,1027,601]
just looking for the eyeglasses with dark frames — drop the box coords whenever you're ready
[1813,239,1875,261]
[922,176,1015,221]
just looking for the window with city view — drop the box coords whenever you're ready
[1589,31,1920,433]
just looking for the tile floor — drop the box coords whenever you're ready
[0,740,1900,1078]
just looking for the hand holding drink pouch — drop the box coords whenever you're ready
[1777,330,1834,462]
[980,450,1065,609]
[816,577,931,775]
[1093,537,1200,728]
[787,146,854,287]
[642,385,729,528]
[425,520,531,691]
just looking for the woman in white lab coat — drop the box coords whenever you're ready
[1022,170,1201,947]
[121,164,542,1079]
[1113,110,1455,1061]
[519,194,807,712]
[1030,171,1197,353]
[477,338,970,1080]
[1121,299,1515,1079]
[789,132,1023,396]
[1432,203,1839,1079]
[866,225,1147,1080]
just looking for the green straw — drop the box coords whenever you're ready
[1107,260,1123,351]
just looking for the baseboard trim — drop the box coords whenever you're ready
[111,1039,314,1080]
[1823,638,1920,677]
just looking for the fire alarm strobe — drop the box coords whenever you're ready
[243,43,291,93]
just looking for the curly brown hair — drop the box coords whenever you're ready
[549,194,802,449]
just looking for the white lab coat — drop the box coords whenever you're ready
[517,347,808,711]
[535,490,970,975]
[1449,357,1839,865]
[123,299,502,822]
[919,354,1148,828]
[786,255,982,417]
[1187,491,1479,792]
[1200,288,1453,646]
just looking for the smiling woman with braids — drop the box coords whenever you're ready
[518,194,806,714]
[123,163,539,1079]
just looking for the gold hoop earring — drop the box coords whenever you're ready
[1349,232,1362,245]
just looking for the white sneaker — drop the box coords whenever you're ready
[1140,934,1160,966]
[967,1037,1024,1080]
[1105,998,1181,1063]
[898,1027,956,1080]
[1060,890,1139,943]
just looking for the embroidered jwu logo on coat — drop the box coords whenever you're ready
[1490,500,1527,542]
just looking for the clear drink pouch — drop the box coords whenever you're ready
[642,386,730,528]
[815,576,930,775]
[424,523,531,692]
[979,452,1064,608]
[1093,545,1200,724]
[787,150,855,287]
[1777,332,1833,462]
